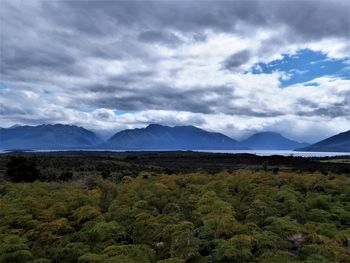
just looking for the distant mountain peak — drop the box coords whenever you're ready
[146,123,197,129]
[298,130,350,152]
[0,124,102,150]
[102,124,244,150]
[250,131,282,136]
[176,125,198,129]
[9,124,22,129]
[145,123,166,129]
[240,131,308,150]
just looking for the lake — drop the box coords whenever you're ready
[0,149,349,157]
[194,150,350,157]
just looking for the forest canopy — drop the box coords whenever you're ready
[1,154,350,262]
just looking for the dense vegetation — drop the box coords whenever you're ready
[1,152,350,181]
[0,153,350,262]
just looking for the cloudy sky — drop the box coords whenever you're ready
[1,0,349,142]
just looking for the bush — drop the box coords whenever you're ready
[5,156,40,182]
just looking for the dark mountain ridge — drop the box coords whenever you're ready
[240,131,309,150]
[0,124,102,150]
[298,130,350,152]
[102,124,244,150]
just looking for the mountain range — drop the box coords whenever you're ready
[0,123,348,152]
[0,124,102,150]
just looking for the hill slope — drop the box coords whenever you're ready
[102,124,244,150]
[240,132,309,150]
[0,124,102,150]
[298,130,350,152]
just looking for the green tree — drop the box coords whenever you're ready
[102,244,156,263]
[213,234,253,262]
[0,235,33,263]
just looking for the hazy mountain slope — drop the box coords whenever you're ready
[102,124,244,150]
[0,124,102,150]
[240,132,309,150]
[298,130,350,152]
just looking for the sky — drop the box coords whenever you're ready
[0,0,349,142]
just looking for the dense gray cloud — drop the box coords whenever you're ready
[0,0,349,141]
[138,30,182,46]
[84,84,237,114]
[2,0,349,80]
[222,50,251,70]
[296,91,350,119]
[48,0,349,39]
[44,0,350,44]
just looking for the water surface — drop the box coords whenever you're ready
[0,149,349,157]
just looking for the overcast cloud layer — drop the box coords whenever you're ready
[1,0,349,142]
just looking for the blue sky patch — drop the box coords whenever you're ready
[0,82,8,90]
[79,108,95,113]
[79,109,138,115]
[114,110,130,115]
[251,49,350,87]
[303,82,319,87]
[114,110,141,115]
